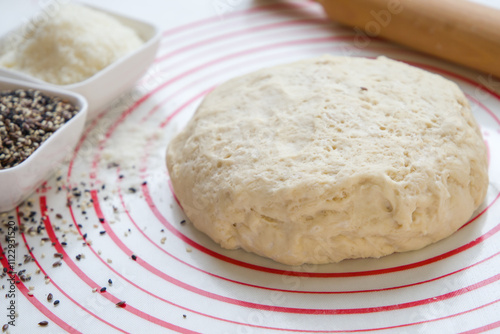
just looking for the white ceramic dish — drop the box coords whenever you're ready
[0,4,161,120]
[0,77,88,212]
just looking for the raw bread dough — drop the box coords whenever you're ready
[166,56,489,265]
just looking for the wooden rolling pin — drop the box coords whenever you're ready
[316,0,500,78]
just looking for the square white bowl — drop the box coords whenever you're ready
[0,3,161,120]
[0,77,88,212]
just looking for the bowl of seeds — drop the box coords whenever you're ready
[0,77,88,212]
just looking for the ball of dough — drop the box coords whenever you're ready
[166,56,488,265]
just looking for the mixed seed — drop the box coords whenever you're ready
[0,89,79,169]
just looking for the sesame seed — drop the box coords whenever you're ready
[47,293,53,301]
[131,254,137,261]
[115,301,126,307]
[100,287,106,293]
[38,321,48,327]
[53,300,60,306]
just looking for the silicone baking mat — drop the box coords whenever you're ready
[1,1,500,333]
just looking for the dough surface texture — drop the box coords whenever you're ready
[166,56,488,265]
